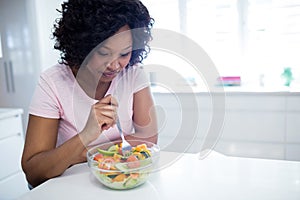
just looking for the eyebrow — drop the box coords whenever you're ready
[101,45,132,51]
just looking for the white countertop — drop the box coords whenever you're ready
[18,151,300,200]
[151,85,300,95]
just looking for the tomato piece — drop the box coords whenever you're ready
[93,153,104,161]
[130,173,139,179]
[118,148,123,155]
[98,157,115,170]
[126,155,140,168]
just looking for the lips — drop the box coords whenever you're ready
[102,70,120,78]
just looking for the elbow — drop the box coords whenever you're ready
[21,155,49,188]
[21,158,36,188]
[21,158,38,188]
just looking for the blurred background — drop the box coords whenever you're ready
[1,0,300,199]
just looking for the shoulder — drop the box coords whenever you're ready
[120,64,150,93]
[40,64,72,77]
[122,63,146,77]
[39,64,74,84]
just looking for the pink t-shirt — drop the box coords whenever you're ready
[29,64,150,147]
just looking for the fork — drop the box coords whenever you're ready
[116,117,132,156]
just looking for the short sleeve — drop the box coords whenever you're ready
[132,65,150,93]
[29,74,61,119]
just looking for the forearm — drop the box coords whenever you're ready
[23,134,86,187]
[125,132,158,144]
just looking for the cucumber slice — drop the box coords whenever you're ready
[139,158,152,168]
[115,160,152,172]
[107,144,118,152]
[140,151,150,158]
[115,163,130,172]
[97,148,115,156]
[123,177,138,188]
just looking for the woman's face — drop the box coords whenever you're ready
[88,25,133,83]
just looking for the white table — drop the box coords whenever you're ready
[18,151,300,200]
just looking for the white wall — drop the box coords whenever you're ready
[32,0,63,71]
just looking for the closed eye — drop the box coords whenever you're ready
[120,52,131,57]
[97,50,109,56]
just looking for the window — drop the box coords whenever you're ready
[142,0,300,90]
[246,0,300,87]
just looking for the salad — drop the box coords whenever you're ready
[91,143,155,189]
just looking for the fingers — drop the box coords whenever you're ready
[93,95,119,131]
[92,106,116,131]
[81,95,120,145]
[99,94,118,106]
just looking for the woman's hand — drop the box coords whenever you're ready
[80,95,118,145]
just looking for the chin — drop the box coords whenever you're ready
[99,75,116,82]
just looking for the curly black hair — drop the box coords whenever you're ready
[53,0,154,68]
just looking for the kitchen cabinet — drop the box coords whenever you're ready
[153,92,300,161]
[0,108,29,199]
[0,0,62,131]
[0,0,40,131]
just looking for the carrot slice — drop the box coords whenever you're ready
[113,173,127,182]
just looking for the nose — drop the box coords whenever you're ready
[106,59,120,71]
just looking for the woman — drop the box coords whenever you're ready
[21,0,157,188]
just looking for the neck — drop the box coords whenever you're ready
[95,81,111,100]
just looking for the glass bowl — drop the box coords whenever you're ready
[87,139,160,190]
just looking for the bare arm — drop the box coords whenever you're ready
[125,86,158,144]
[21,95,117,187]
[21,115,86,187]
